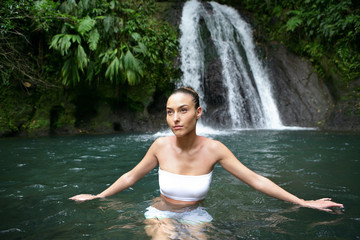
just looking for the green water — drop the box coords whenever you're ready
[1,130,359,239]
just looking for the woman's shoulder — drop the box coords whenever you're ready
[199,136,224,149]
[198,136,229,162]
[148,136,173,154]
[153,136,174,146]
[202,136,231,155]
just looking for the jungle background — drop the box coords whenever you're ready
[1,0,359,137]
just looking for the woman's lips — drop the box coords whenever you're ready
[174,125,183,130]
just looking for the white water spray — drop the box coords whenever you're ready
[178,0,206,110]
[179,0,283,129]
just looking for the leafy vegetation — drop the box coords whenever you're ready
[235,0,360,84]
[0,0,179,136]
[221,0,360,118]
[1,0,359,135]
[47,0,178,88]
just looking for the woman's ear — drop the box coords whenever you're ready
[196,107,202,120]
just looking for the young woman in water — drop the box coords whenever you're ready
[70,87,343,239]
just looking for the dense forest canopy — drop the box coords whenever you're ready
[1,0,179,86]
[234,0,360,122]
[0,0,179,136]
[239,0,360,83]
[0,0,359,136]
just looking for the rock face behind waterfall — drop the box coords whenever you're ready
[179,1,284,128]
[202,38,334,128]
[185,3,333,128]
[267,44,334,127]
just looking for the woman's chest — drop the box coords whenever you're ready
[156,146,217,175]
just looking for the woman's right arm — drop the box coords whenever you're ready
[69,139,161,202]
[215,140,343,211]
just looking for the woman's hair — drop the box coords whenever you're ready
[170,87,200,109]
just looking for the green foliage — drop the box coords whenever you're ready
[285,11,303,32]
[0,0,31,34]
[47,0,178,89]
[0,87,33,135]
[1,0,178,92]
[1,1,34,85]
[50,34,81,55]
[0,0,178,136]
[237,0,360,84]
[32,0,60,31]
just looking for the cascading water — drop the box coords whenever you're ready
[179,0,206,110]
[178,0,283,129]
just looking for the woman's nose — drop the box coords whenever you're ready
[173,112,179,122]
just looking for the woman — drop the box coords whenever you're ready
[70,87,343,238]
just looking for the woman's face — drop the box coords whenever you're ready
[166,93,202,137]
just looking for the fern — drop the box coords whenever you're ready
[50,34,81,56]
[124,50,135,69]
[286,16,303,32]
[126,70,137,86]
[62,57,80,86]
[88,28,99,51]
[123,50,144,85]
[48,0,179,92]
[131,32,141,41]
[133,42,148,55]
[76,45,88,71]
[105,56,122,83]
[77,16,94,35]
[103,15,113,32]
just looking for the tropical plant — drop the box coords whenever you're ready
[238,0,360,83]
[49,0,178,88]
[1,0,179,136]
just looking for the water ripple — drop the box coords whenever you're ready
[70,167,85,172]
[0,131,359,239]
[0,228,23,233]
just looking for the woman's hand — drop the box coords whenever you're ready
[302,198,344,212]
[69,194,101,202]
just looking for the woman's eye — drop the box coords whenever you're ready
[167,110,173,115]
[181,108,187,113]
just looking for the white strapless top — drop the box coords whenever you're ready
[158,168,213,202]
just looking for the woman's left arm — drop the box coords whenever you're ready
[215,141,344,212]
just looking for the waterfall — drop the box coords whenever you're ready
[179,0,283,129]
[179,0,206,110]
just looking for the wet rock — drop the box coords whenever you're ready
[266,44,334,127]
[325,78,360,131]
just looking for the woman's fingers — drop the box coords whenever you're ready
[69,194,97,202]
[319,197,332,201]
[303,198,344,212]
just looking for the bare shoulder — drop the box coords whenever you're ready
[152,136,173,148]
[201,137,230,156]
[143,136,172,159]
[201,137,239,166]
[201,136,226,148]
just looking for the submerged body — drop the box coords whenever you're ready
[70,87,343,239]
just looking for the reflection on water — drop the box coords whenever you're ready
[0,130,359,239]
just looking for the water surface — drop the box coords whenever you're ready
[1,130,359,239]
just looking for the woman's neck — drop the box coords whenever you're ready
[174,130,198,151]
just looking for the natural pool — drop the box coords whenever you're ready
[1,130,359,239]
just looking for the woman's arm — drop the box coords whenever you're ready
[216,141,344,211]
[69,139,160,202]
